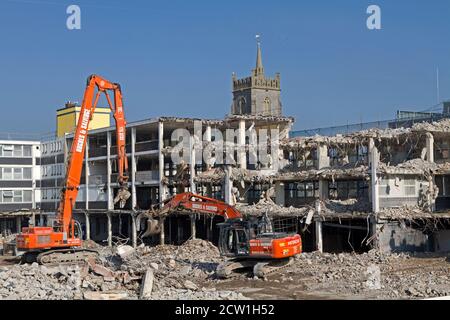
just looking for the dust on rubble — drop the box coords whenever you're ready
[210,250,450,300]
[1,239,450,300]
[0,239,246,300]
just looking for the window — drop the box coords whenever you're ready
[238,97,246,114]
[2,145,13,157]
[13,190,22,202]
[13,145,22,157]
[3,168,12,180]
[287,182,318,199]
[23,190,32,202]
[13,168,22,180]
[305,182,314,197]
[404,179,416,196]
[330,180,368,199]
[263,97,271,114]
[23,145,32,157]
[23,168,32,180]
[297,183,305,198]
[3,190,13,203]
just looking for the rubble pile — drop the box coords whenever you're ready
[0,239,247,300]
[378,206,436,220]
[413,119,450,133]
[276,164,369,181]
[285,250,450,299]
[236,199,310,217]
[0,263,84,300]
[322,199,371,215]
[103,239,247,300]
[378,158,438,175]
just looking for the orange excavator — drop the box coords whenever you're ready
[16,75,131,264]
[138,192,302,277]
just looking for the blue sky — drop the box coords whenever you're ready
[1,0,450,133]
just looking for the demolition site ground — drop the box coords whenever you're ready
[1,239,450,300]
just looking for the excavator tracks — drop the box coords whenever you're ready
[216,257,295,279]
[23,249,100,266]
[253,257,294,278]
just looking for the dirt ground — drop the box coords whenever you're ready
[204,252,450,300]
[1,240,449,300]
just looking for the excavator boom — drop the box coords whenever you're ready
[16,75,131,264]
[58,75,130,234]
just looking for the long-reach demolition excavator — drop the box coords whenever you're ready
[138,192,302,278]
[16,75,131,265]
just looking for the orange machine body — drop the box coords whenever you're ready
[16,226,81,250]
[249,234,302,259]
[16,75,129,253]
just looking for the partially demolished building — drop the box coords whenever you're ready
[2,42,450,255]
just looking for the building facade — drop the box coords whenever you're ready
[2,42,450,254]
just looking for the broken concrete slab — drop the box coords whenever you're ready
[140,268,154,299]
[83,291,129,300]
[116,245,135,259]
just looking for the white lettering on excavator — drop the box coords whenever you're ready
[118,127,125,142]
[75,109,91,153]
[191,203,218,212]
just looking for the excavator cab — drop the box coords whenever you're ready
[218,220,251,257]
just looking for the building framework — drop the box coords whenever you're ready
[2,42,450,254]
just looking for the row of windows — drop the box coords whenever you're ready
[286,182,320,199]
[248,184,271,199]
[436,176,450,197]
[41,188,60,200]
[0,190,32,203]
[0,167,32,180]
[379,179,416,197]
[41,140,63,155]
[41,164,64,177]
[0,145,32,158]
[329,180,369,200]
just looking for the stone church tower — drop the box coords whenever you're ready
[231,40,282,116]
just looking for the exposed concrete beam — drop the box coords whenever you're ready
[131,127,137,209]
[370,139,380,213]
[16,216,21,233]
[107,212,112,247]
[238,120,246,169]
[315,220,323,253]
[107,131,113,210]
[275,182,285,206]
[190,215,196,240]
[84,212,90,240]
[315,201,323,253]
[224,165,233,205]
[426,132,434,163]
[131,213,137,248]
[160,218,165,245]
[317,144,330,169]
[158,121,167,206]
[190,135,196,193]
[317,144,329,200]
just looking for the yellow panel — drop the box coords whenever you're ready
[57,107,110,137]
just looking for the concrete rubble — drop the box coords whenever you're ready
[283,250,450,299]
[0,239,247,300]
[1,239,449,300]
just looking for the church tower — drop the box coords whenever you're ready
[231,38,282,116]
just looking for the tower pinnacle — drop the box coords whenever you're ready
[255,35,264,76]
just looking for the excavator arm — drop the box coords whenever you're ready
[138,192,242,238]
[57,74,130,235]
